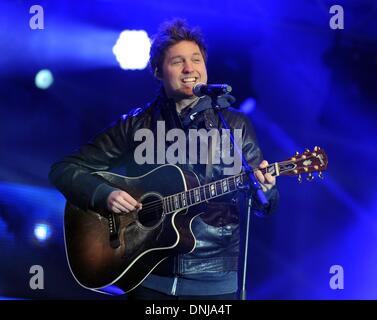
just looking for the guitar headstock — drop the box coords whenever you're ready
[278,146,328,182]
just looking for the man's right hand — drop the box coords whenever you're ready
[107,190,142,214]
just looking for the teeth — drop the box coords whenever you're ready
[182,78,197,83]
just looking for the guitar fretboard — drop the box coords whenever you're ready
[162,162,281,214]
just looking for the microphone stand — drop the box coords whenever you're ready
[209,95,268,300]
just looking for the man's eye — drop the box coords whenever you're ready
[172,60,183,65]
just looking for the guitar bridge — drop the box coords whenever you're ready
[108,212,120,249]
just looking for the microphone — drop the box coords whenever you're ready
[193,83,232,97]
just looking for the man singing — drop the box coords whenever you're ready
[49,19,279,300]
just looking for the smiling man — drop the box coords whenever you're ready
[49,19,279,300]
[159,40,207,111]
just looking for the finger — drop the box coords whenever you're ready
[264,173,275,185]
[259,160,269,169]
[121,201,136,212]
[111,206,122,214]
[254,170,265,184]
[112,201,130,213]
[117,195,137,212]
[122,192,139,207]
[260,184,268,192]
[125,194,142,209]
[136,202,142,209]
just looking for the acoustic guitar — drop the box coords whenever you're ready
[64,147,328,295]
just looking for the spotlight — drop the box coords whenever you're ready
[239,97,256,114]
[34,223,51,242]
[112,30,151,70]
[35,69,54,89]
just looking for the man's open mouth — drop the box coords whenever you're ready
[181,77,198,85]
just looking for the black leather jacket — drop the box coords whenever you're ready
[49,93,279,277]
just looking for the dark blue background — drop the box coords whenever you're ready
[0,0,376,299]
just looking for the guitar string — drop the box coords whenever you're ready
[132,179,242,215]
[132,166,273,213]
[126,167,271,215]
[120,155,322,216]
[134,182,239,215]
[138,175,242,210]
[131,178,241,213]
[131,154,322,215]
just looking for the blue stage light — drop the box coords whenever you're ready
[112,30,151,70]
[35,69,54,89]
[240,97,256,114]
[34,223,51,241]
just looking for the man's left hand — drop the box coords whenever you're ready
[254,160,276,192]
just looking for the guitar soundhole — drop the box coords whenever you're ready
[137,193,164,228]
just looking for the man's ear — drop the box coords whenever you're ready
[154,68,162,80]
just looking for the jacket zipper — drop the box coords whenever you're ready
[171,276,178,296]
[171,255,179,295]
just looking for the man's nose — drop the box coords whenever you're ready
[182,61,194,73]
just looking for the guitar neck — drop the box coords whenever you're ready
[162,162,282,214]
[162,145,328,214]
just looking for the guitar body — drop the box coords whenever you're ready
[64,164,202,294]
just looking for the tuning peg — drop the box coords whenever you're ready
[305,148,310,153]
[314,146,320,151]
[318,171,324,179]
[298,174,302,183]
[295,151,300,156]
[306,173,314,181]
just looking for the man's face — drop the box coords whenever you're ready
[161,40,208,100]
